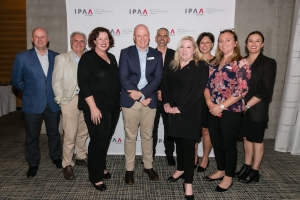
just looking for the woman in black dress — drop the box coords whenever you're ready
[194,32,215,172]
[163,36,208,200]
[77,27,120,191]
[235,31,277,183]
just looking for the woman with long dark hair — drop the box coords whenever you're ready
[235,31,277,183]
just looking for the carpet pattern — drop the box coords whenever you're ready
[0,111,299,199]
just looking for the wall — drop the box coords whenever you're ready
[26,0,295,139]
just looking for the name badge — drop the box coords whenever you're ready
[147,57,154,60]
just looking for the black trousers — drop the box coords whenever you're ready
[208,110,242,177]
[153,100,175,157]
[23,104,62,166]
[84,110,120,183]
[174,137,196,183]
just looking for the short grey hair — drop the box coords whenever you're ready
[70,31,87,43]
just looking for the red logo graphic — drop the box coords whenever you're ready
[110,29,121,35]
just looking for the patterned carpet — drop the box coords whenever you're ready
[0,111,300,200]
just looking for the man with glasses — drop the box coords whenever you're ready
[52,32,89,180]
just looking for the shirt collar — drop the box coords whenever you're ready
[34,47,48,56]
[136,45,149,54]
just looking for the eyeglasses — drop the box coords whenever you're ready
[220,28,235,33]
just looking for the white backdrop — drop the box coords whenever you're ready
[66,0,236,155]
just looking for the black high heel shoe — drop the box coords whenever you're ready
[185,195,194,200]
[197,161,210,172]
[215,183,233,192]
[93,183,107,191]
[103,172,111,179]
[166,173,184,182]
[183,183,194,200]
[239,168,259,183]
[235,164,251,178]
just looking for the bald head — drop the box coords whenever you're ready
[31,27,49,52]
[133,24,150,52]
[32,27,48,37]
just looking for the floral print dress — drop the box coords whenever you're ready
[206,58,251,112]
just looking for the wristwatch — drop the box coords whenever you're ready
[220,104,225,109]
[245,104,251,109]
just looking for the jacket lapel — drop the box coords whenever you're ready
[68,50,78,80]
[130,46,141,77]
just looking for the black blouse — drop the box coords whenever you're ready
[77,48,120,113]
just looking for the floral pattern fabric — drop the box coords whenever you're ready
[206,58,251,112]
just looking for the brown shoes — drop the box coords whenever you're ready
[63,165,75,180]
[125,171,134,184]
[75,158,88,167]
[144,168,159,181]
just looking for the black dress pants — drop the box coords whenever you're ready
[174,137,196,183]
[153,100,175,157]
[208,110,242,177]
[84,110,120,183]
[23,104,62,167]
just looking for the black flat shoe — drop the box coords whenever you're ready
[185,195,194,200]
[203,175,223,181]
[93,183,107,191]
[235,164,251,178]
[197,161,210,172]
[103,172,111,179]
[239,168,259,183]
[215,183,233,192]
[166,173,184,182]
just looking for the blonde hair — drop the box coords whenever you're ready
[213,30,242,65]
[170,36,205,70]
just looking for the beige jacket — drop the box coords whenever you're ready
[52,50,80,105]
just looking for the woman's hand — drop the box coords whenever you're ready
[90,107,102,125]
[169,107,181,114]
[209,104,223,117]
[164,103,171,113]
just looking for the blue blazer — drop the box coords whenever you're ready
[11,48,60,114]
[119,45,163,109]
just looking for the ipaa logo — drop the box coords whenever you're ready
[169,29,175,36]
[185,8,204,15]
[112,138,122,144]
[129,9,148,16]
[110,29,121,36]
[74,9,93,16]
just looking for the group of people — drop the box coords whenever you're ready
[11,24,277,200]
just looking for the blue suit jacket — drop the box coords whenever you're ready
[11,48,60,114]
[119,45,163,109]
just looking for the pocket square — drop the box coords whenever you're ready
[147,57,154,60]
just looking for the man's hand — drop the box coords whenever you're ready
[141,98,152,107]
[127,90,142,100]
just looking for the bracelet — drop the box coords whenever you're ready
[245,104,250,109]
